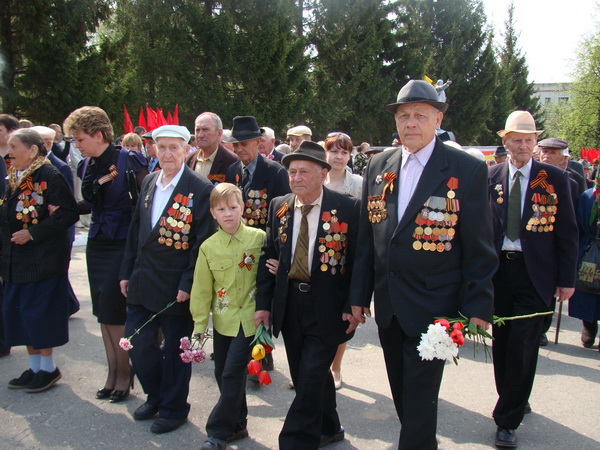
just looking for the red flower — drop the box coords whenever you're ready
[450,330,465,346]
[452,322,465,331]
[247,359,262,375]
[258,370,272,386]
[434,318,450,330]
[263,343,273,354]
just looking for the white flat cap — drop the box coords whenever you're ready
[31,126,56,140]
[152,125,191,142]
[287,125,312,137]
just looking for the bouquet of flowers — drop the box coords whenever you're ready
[418,311,554,365]
[247,323,274,386]
[179,333,211,363]
[119,300,177,351]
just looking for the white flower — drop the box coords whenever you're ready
[418,323,459,362]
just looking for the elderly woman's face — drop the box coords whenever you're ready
[7,135,38,171]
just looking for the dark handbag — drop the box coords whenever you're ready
[576,226,600,294]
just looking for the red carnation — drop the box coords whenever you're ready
[434,318,451,331]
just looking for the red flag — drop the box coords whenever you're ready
[173,104,179,125]
[123,105,134,134]
[166,111,173,124]
[146,106,158,131]
[157,108,168,126]
[138,107,147,130]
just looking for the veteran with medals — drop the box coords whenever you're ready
[225,116,290,232]
[119,125,214,434]
[349,80,498,449]
[254,141,360,448]
[488,111,578,448]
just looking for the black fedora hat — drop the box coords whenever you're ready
[225,116,265,143]
[385,79,448,114]
[493,146,508,157]
[282,141,331,171]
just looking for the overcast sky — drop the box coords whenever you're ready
[482,0,599,83]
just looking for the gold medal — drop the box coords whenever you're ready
[333,234,340,241]
[16,213,23,220]
[413,241,423,251]
[166,238,173,246]
[158,237,166,245]
[323,223,330,231]
[184,224,191,231]
[32,219,38,225]
[497,198,503,204]
[447,190,455,199]
[320,264,328,272]
[173,233,181,240]
[447,228,456,237]
[182,242,189,250]
[424,227,433,235]
[318,245,326,253]
[281,234,287,243]
[415,226,424,235]
[177,220,184,228]
[174,241,182,250]
[437,243,445,252]
[328,249,335,257]
[248,219,255,225]
[423,242,430,251]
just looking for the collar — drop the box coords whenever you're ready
[508,157,532,181]
[216,222,247,246]
[242,154,259,177]
[197,148,217,163]
[156,164,185,190]
[294,188,324,209]
[401,137,436,169]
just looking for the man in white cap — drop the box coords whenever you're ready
[120,124,214,435]
[488,111,578,447]
[258,126,283,162]
[287,125,312,152]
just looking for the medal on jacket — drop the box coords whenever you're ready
[319,210,349,275]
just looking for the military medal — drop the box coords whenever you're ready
[319,210,349,275]
[446,177,458,199]
[158,192,194,249]
[375,174,383,185]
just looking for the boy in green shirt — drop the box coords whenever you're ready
[190,183,265,450]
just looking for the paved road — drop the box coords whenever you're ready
[1,239,599,449]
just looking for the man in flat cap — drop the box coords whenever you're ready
[120,125,214,434]
[255,141,360,448]
[226,116,290,232]
[187,112,238,184]
[287,125,312,152]
[349,79,498,448]
[494,146,508,164]
[488,111,578,447]
[539,138,586,197]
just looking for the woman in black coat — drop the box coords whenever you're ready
[0,128,78,392]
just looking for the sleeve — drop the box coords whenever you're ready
[127,150,149,188]
[255,200,280,312]
[553,170,579,288]
[118,176,148,280]
[274,165,291,197]
[189,245,215,334]
[342,197,361,313]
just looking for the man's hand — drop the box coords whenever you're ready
[265,258,279,275]
[470,317,489,331]
[47,204,60,215]
[254,310,270,328]
[351,305,371,324]
[554,286,574,302]
[343,312,359,334]
[11,229,32,245]
[176,290,190,303]
[120,280,129,298]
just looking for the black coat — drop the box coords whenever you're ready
[120,166,214,315]
[256,187,360,346]
[0,163,78,283]
[349,139,498,336]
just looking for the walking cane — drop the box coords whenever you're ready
[554,298,563,344]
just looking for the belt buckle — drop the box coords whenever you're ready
[506,251,518,260]
[298,282,310,293]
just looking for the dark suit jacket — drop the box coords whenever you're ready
[488,160,578,304]
[349,139,498,336]
[256,187,360,346]
[186,144,238,184]
[51,141,70,163]
[48,152,74,192]
[268,149,283,163]
[0,157,6,199]
[226,154,291,230]
[567,167,586,197]
[568,159,585,179]
[0,164,78,283]
[120,166,214,315]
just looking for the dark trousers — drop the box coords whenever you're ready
[492,257,548,429]
[206,326,253,440]
[378,315,445,450]
[0,281,8,352]
[279,287,340,449]
[125,304,194,419]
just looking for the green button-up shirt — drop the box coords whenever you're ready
[190,223,266,337]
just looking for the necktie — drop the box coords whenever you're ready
[288,204,315,282]
[241,166,250,191]
[506,171,522,241]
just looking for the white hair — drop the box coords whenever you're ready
[262,126,275,140]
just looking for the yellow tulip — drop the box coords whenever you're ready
[252,344,266,361]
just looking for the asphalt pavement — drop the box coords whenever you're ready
[0,237,598,449]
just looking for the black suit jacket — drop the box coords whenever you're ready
[48,152,74,192]
[186,144,238,184]
[256,187,360,346]
[226,154,291,230]
[349,139,498,336]
[269,149,283,163]
[120,166,214,315]
[0,163,78,283]
[488,160,578,304]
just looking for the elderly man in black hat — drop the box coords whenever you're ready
[226,116,290,233]
[254,141,360,448]
[349,79,498,449]
[494,146,508,164]
[539,137,587,196]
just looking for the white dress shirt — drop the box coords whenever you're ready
[291,189,324,273]
[397,137,436,222]
[501,157,532,251]
[151,164,185,228]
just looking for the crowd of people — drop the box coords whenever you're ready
[0,78,598,449]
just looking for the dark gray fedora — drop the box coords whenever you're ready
[385,79,448,114]
[493,146,508,157]
[225,116,265,143]
[282,140,331,171]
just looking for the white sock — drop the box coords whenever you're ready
[28,355,41,373]
[40,355,56,373]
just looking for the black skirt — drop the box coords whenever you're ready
[86,236,127,325]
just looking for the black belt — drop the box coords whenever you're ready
[289,280,311,293]
[501,251,523,260]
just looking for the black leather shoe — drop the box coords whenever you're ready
[539,333,548,346]
[25,368,62,393]
[96,387,113,399]
[8,369,35,389]
[133,402,159,421]
[319,427,345,447]
[150,417,187,434]
[495,427,517,448]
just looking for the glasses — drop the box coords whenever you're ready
[327,132,351,141]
